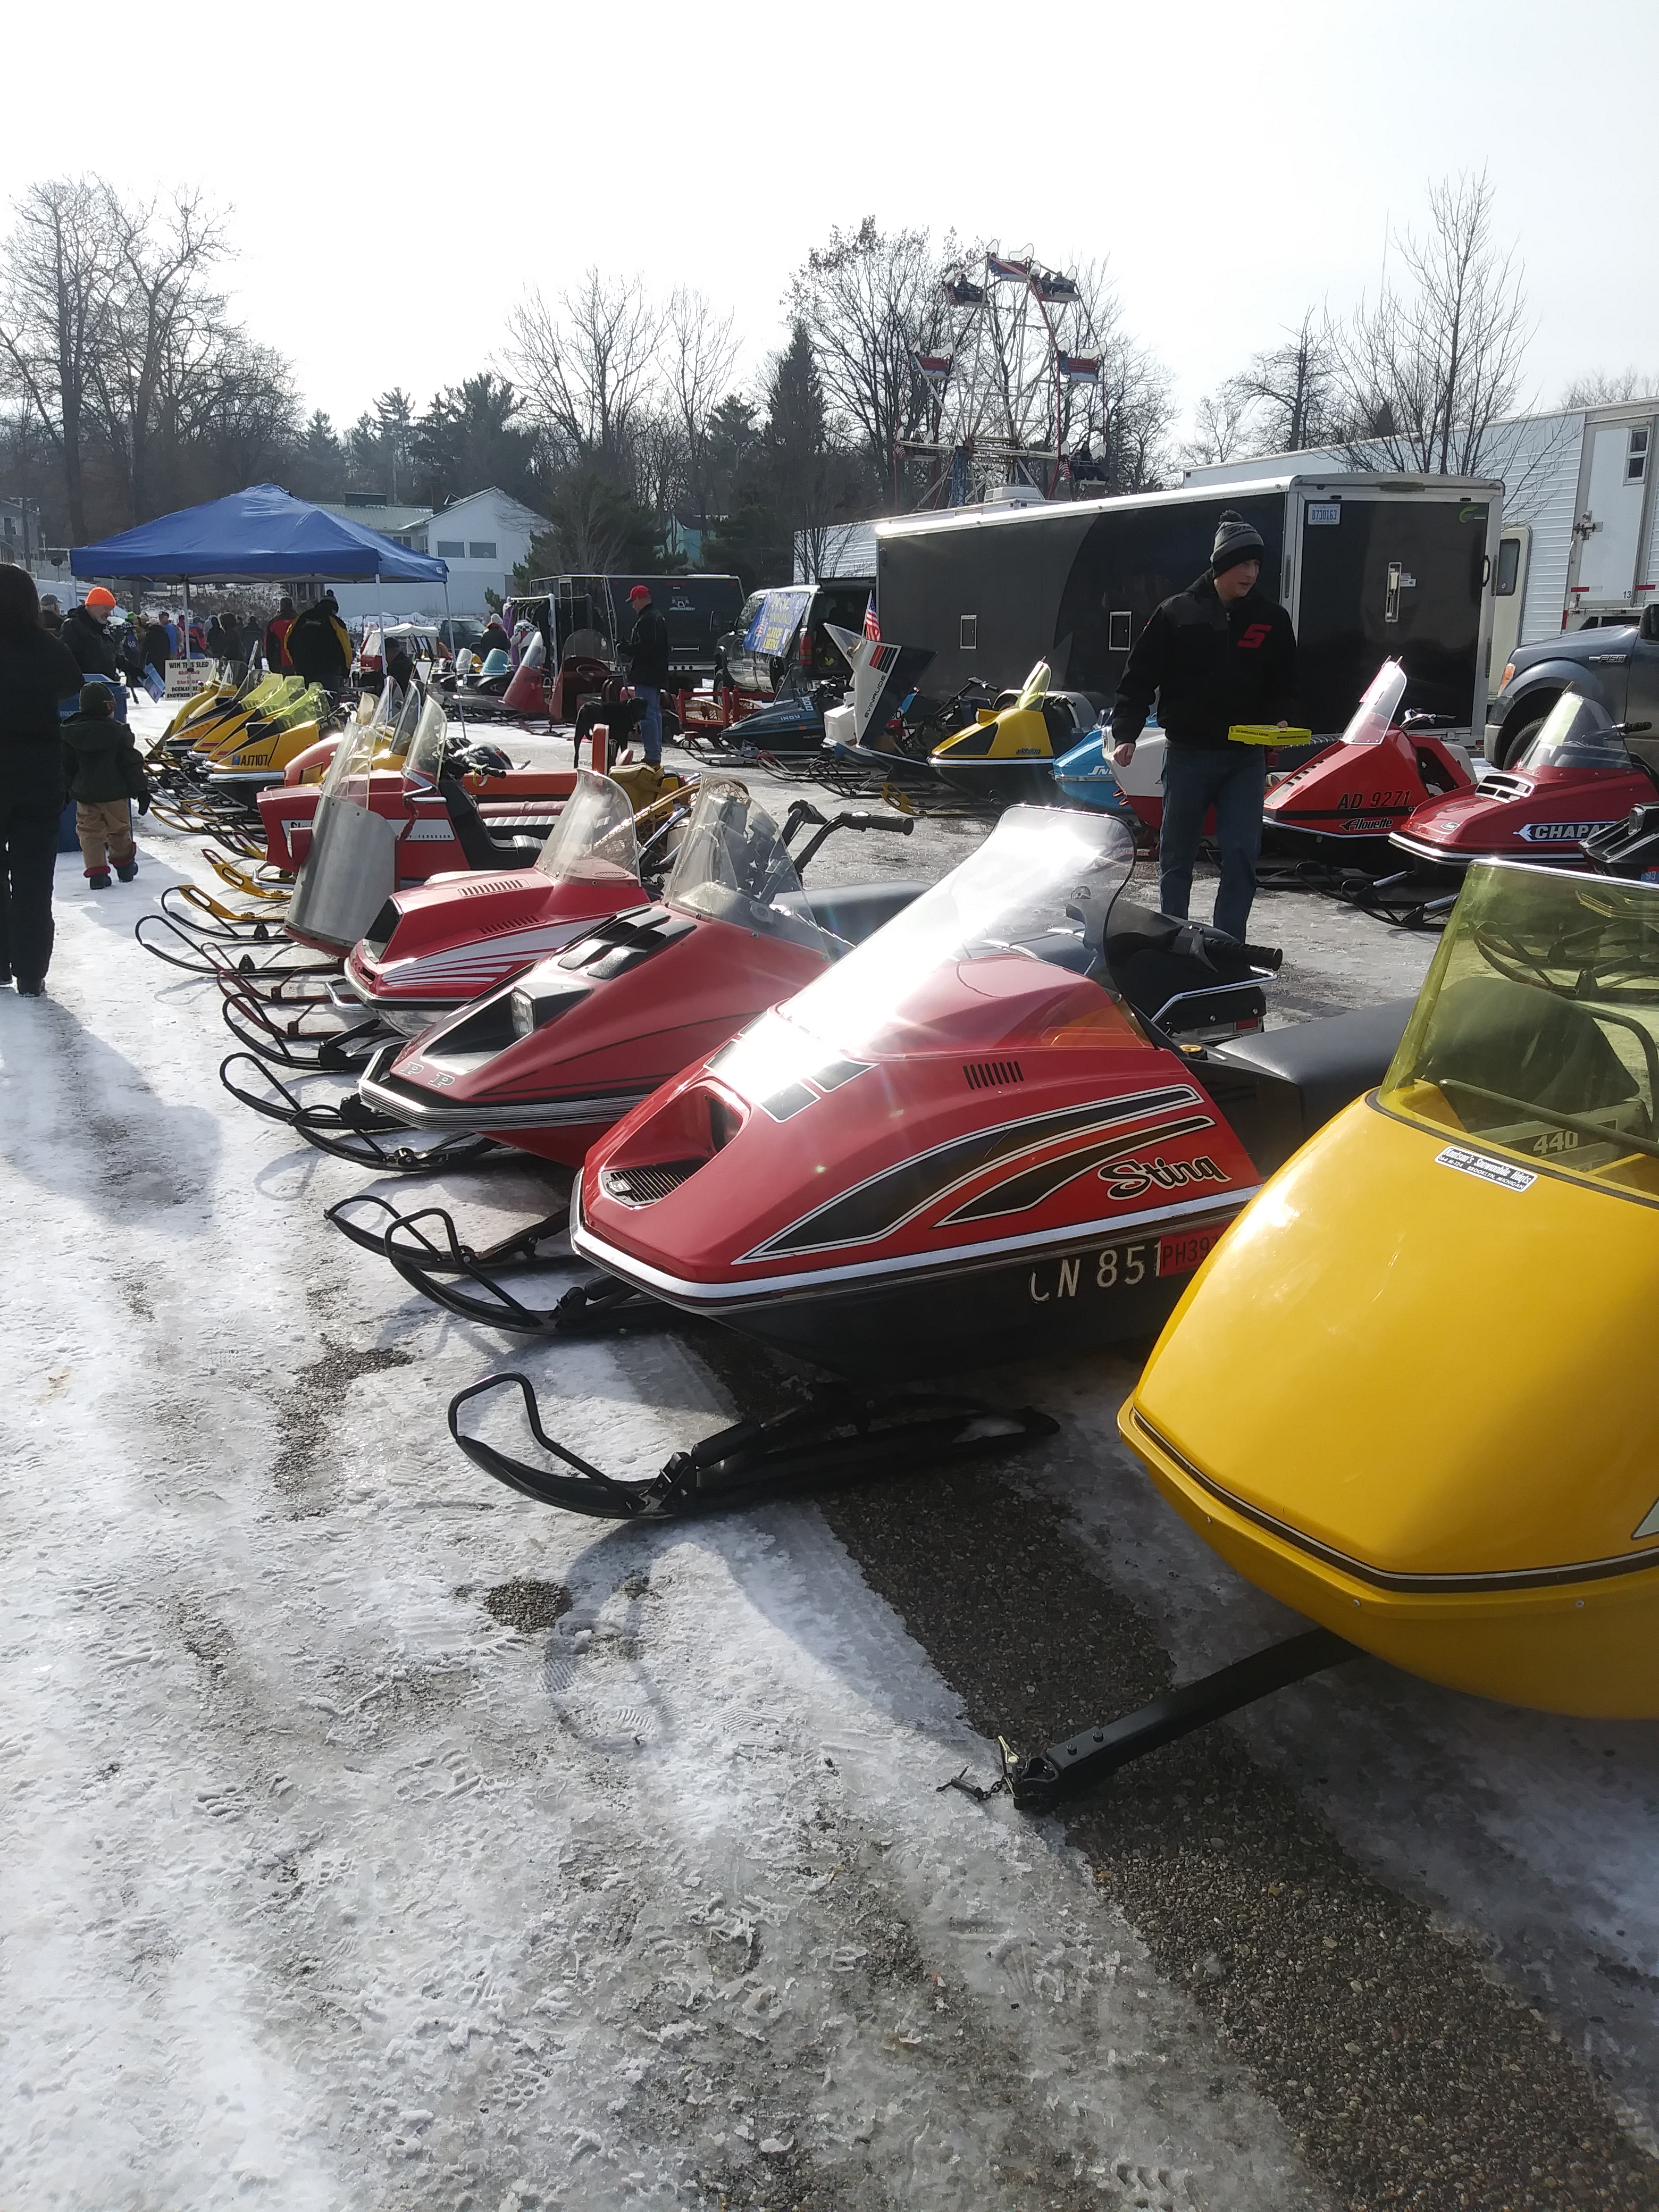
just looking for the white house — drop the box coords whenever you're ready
[314,486,550,623]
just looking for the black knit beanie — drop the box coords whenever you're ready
[1211,510,1266,577]
[78,682,116,718]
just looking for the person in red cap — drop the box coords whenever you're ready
[623,583,669,767]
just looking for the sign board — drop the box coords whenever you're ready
[164,656,215,699]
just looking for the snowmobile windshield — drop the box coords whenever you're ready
[1342,661,1408,745]
[321,686,434,799]
[663,778,829,953]
[480,648,512,677]
[1514,693,1627,773]
[1015,660,1052,710]
[1381,861,1659,1192]
[533,769,640,889]
[403,694,454,784]
[779,805,1137,1060]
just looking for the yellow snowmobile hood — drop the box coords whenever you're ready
[1122,859,1659,1718]
[930,705,1057,765]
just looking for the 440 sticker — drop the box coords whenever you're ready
[1029,1221,1231,1304]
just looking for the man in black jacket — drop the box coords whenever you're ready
[1111,510,1297,941]
[286,592,351,689]
[624,584,671,766]
[61,587,130,724]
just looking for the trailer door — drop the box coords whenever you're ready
[1292,491,1490,733]
[1487,525,1530,695]
[1571,421,1655,611]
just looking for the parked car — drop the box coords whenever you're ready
[718,579,876,697]
[1486,602,1659,766]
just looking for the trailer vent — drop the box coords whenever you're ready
[963,1059,1024,1091]
[599,1160,702,1206]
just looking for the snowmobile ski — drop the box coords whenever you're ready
[448,1372,1060,1521]
[217,1053,502,1171]
[325,1190,569,1270]
[159,882,288,937]
[135,912,339,981]
[219,982,394,1073]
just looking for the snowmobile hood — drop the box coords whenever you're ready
[1396,764,1647,860]
[1124,859,1659,1717]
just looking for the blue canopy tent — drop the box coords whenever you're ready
[71,482,451,663]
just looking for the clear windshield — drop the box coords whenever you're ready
[533,769,640,887]
[321,684,432,800]
[1514,692,1627,773]
[663,778,828,951]
[1342,660,1409,746]
[261,683,330,735]
[1381,862,1659,1193]
[780,805,1137,1059]
[370,679,403,734]
[404,693,454,782]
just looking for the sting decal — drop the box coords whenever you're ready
[741,1086,1206,1260]
[940,1112,1221,1224]
[1097,1150,1229,1200]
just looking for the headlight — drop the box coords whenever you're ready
[510,988,536,1037]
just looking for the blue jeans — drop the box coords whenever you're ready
[1158,743,1267,942]
[633,685,662,766]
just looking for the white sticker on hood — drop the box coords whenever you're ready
[1435,1144,1536,1193]
[1633,1496,1659,1542]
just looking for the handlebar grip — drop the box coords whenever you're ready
[840,810,914,834]
[1241,943,1284,971]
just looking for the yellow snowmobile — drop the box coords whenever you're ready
[1003,857,1659,1811]
[928,659,1093,808]
[203,683,338,791]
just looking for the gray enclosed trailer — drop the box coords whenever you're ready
[875,472,1502,738]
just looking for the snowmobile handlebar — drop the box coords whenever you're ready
[779,800,915,876]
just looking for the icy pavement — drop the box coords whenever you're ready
[1,705,1654,2210]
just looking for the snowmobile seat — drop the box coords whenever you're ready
[438,777,548,872]
[1201,996,1417,1175]
[787,882,930,945]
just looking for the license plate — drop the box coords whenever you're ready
[1157,1224,1226,1276]
[1027,1223,1228,1305]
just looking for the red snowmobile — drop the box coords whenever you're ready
[1389,692,1659,876]
[1261,659,1477,867]
[425,808,1417,1520]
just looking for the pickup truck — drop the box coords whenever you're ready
[1487,604,1659,766]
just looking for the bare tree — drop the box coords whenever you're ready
[506,270,663,480]
[1561,367,1659,408]
[786,219,948,496]
[661,289,737,531]
[1180,384,1255,469]
[1327,170,1532,475]
[88,186,232,523]
[0,178,114,538]
[1230,309,1335,454]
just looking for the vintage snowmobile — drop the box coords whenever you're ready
[433,808,1417,1521]
[927,661,1100,808]
[1388,692,1659,877]
[221,768,687,1073]
[998,856,1659,1814]
[814,622,937,777]
[231,778,920,1173]
[1261,658,1476,866]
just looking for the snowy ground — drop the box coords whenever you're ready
[2,700,1656,2211]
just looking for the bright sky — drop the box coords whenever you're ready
[6,1,1653,445]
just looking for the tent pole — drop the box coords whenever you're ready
[443,576,466,740]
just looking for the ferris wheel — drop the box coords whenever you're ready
[902,249,1105,507]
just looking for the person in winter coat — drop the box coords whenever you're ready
[38,594,63,636]
[623,583,671,768]
[141,616,171,683]
[61,683,150,888]
[0,566,83,993]
[1111,510,1298,943]
[263,597,296,672]
[384,639,416,694]
[285,592,350,689]
[61,586,131,724]
[477,616,512,660]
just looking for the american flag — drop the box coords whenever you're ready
[863,594,881,643]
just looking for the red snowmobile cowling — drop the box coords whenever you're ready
[571,807,1416,1378]
[1390,692,1659,874]
[341,770,656,1034]
[1262,659,1475,864]
[354,779,929,1168]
